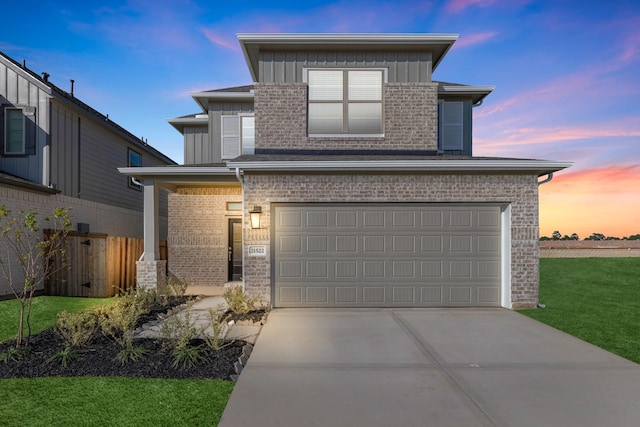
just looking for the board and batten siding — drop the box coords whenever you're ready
[50,100,80,196]
[184,126,210,165]
[0,59,50,185]
[258,51,433,84]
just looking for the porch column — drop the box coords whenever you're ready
[136,179,166,289]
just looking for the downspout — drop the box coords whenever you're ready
[536,172,554,308]
[234,167,246,290]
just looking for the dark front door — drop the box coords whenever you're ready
[228,218,243,281]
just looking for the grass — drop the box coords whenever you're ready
[1,295,235,426]
[521,258,640,364]
[0,377,234,427]
[0,296,113,343]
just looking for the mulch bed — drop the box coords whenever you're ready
[0,297,247,381]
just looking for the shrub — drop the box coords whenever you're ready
[171,344,205,370]
[223,286,261,316]
[158,302,198,350]
[55,310,97,348]
[202,307,234,351]
[95,292,150,364]
[157,276,188,307]
[46,346,81,368]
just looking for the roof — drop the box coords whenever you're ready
[120,156,572,179]
[0,51,176,165]
[0,171,59,194]
[436,81,495,105]
[238,33,458,82]
[227,155,571,176]
[189,86,255,112]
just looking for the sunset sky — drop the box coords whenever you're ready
[1,0,638,238]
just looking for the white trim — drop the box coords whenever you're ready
[308,134,385,138]
[118,166,235,176]
[237,33,459,43]
[501,204,512,309]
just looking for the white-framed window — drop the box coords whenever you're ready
[4,108,26,155]
[307,69,384,136]
[128,148,142,189]
[221,114,255,159]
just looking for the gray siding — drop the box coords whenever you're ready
[78,117,166,213]
[259,51,433,84]
[50,100,80,195]
[184,126,210,165]
[0,60,50,185]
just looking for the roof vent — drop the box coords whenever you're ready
[42,72,50,82]
[70,79,75,97]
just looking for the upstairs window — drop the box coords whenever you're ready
[438,101,464,152]
[128,149,142,189]
[4,108,26,155]
[307,69,384,136]
[221,114,254,159]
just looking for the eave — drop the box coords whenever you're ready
[238,33,458,82]
[190,91,254,112]
[227,159,572,177]
[166,115,209,134]
[438,84,496,104]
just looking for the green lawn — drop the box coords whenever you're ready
[1,295,235,426]
[0,377,234,427]
[521,258,640,364]
[0,295,113,343]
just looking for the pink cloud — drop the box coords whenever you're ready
[201,29,239,51]
[454,31,500,49]
[445,0,497,13]
[476,119,640,151]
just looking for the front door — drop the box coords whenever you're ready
[228,218,243,281]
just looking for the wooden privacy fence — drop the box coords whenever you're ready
[45,231,168,298]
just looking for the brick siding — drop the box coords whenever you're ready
[167,186,242,287]
[241,172,540,308]
[254,83,438,151]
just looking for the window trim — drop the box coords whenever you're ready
[305,68,386,137]
[127,148,142,190]
[4,107,26,155]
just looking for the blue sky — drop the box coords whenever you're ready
[1,0,638,236]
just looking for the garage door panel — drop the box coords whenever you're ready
[274,204,501,307]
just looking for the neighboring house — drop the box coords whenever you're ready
[0,52,175,296]
[121,33,571,309]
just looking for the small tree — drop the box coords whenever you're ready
[551,230,562,241]
[0,206,72,347]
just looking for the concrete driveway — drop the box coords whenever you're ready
[219,309,640,426]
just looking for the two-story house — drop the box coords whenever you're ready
[0,52,175,297]
[121,33,570,309]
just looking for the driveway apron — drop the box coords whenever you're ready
[219,308,640,427]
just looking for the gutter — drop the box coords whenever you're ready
[227,159,573,176]
[537,173,554,186]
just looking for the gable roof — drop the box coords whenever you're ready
[0,51,176,165]
[238,33,458,81]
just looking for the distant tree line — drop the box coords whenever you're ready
[540,231,640,241]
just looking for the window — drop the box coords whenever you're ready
[4,108,25,155]
[221,114,255,159]
[227,202,242,211]
[128,149,142,189]
[438,101,464,152]
[307,69,384,136]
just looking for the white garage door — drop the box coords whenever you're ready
[273,204,501,307]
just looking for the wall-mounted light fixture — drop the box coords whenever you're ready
[250,206,262,229]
